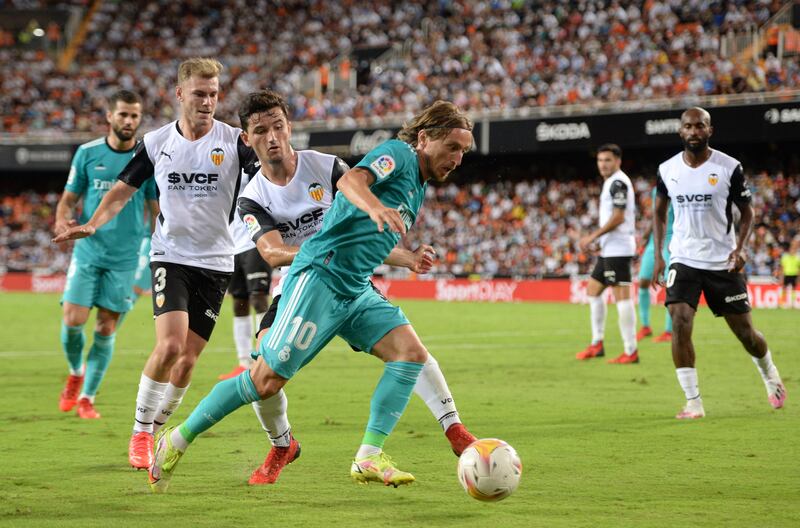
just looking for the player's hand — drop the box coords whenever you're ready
[53,218,76,236]
[578,235,594,253]
[653,257,666,287]
[727,249,746,273]
[52,223,96,243]
[368,206,406,235]
[409,245,437,274]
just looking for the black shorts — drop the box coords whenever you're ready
[228,248,272,299]
[784,275,797,287]
[590,256,632,286]
[665,262,750,317]
[150,262,232,341]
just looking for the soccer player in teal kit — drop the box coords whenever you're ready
[148,100,474,492]
[54,90,158,419]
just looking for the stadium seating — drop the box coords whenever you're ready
[1,0,798,134]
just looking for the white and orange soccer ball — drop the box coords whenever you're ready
[456,438,522,502]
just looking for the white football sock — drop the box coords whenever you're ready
[153,383,190,434]
[233,315,254,367]
[752,350,779,384]
[170,426,189,452]
[616,298,637,355]
[133,373,168,434]
[676,368,700,401]
[355,444,382,459]
[413,354,460,431]
[251,389,291,447]
[589,296,607,344]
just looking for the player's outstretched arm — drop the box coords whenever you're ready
[336,167,406,235]
[255,230,301,268]
[385,244,436,274]
[52,181,137,242]
[54,190,80,236]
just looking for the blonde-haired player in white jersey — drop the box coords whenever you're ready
[653,107,787,419]
[54,58,257,468]
[577,144,640,364]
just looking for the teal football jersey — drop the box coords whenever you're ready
[293,139,426,297]
[65,137,156,270]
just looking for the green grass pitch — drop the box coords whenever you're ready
[1,293,798,527]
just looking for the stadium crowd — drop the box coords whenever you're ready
[1,0,798,135]
[4,173,799,278]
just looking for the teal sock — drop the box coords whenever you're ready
[362,361,424,447]
[638,287,651,327]
[180,371,260,443]
[60,323,85,374]
[82,332,115,397]
[665,310,673,333]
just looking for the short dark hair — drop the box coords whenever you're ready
[238,90,290,130]
[597,143,622,159]
[108,90,142,111]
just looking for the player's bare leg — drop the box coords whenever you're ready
[578,278,606,359]
[670,303,704,419]
[724,312,786,409]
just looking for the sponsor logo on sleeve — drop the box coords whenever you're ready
[210,147,225,166]
[370,155,395,179]
[308,182,324,201]
[243,214,260,236]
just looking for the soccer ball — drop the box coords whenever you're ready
[457,438,522,502]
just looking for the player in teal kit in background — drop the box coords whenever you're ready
[148,100,474,492]
[637,187,675,343]
[54,90,158,419]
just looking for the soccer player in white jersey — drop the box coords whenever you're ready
[653,107,787,419]
[577,144,639,364]
[217,168,272,381]
[53,58,256,468]
[230,90,476,484]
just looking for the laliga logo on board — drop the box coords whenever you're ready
[308,182,324,201]
[210,147,225,166]
[708,173,718,186]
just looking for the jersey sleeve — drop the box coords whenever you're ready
[609,179,628,209]
[355,141,413,186]
[729,164,752,205]
[656,170,669,198]
[330,157,350,196]
[64,147,88,195]
[118,141,154,188]
[237,136,258,175]
[237,196,278,243]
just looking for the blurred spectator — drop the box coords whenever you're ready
[7,170,796,277]
[1,0,798,135]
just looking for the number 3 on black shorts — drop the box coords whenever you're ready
[153,267,167,292]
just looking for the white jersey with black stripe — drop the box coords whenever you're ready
[237,150,348,295]
[598,170,636,257]
[656,149,751,270]
[120,119,254,272]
